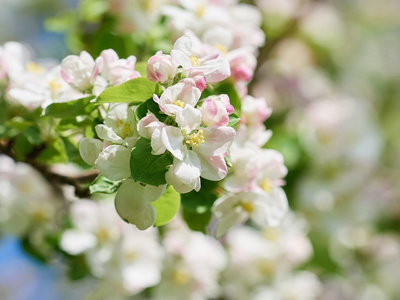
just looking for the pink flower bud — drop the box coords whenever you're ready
[200,96,231,127]
[190,71,207,92]
[147,51,176,84]
[229,49,257,83]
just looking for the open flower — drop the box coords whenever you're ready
[153,78,201,116]
[61,51,103,92]
[171,35,231,84]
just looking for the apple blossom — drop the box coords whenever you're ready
[147,51,176,84]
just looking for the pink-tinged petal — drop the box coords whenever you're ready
[176,105,201,132]
[196,55,231,83]
[91,57,103,83]
[198,126,236,157]
[178,78,201,107]
[152,94,169,115]
[197,154,228,181]
[137,115,161,139]
[162,126,185,160]
[60,69,72,84]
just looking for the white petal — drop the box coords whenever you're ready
[162,126,185,160]
[175,105,201,132]
[115,179,166,228]
[251,187,289,227]
[60,229,97,255]
[165,152,201,193]
[197,153,228,181]
[79,138,103,165]
[95,145,131,181]
[173,36,192,57]
[95,124,124,144]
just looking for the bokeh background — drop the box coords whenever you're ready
[0,0,399,299]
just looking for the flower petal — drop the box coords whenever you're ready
[95,145,131,181]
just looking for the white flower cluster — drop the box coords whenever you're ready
[211,95,289,237]
[0,155,60,238]
[58,195,318,300]
[0,42,140,109]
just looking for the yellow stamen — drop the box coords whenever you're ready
[116,119,133,139]
[124,250,136,262]
[262,227,280,241]
[186,130,204,147]
[241,201,255,213]
[215,44,228,56]
[96,228,110,243]
[172,269,191,285]
[32,209,49,223]
[26,61,44,73]
[258,259,275,276]
[173,100,186,108]
[48,79,62,92]
[190,55,200,67]
[260,178,273,194]
[195,4,206,18]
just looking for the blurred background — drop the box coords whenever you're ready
[0,0,399,299]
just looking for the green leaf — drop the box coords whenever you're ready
[96,77,159,104]
[227,113,240,128]
[90,175,122,194]
[181,178,220,214]
[182,208,212,234]
[43,95,96,118]
[14,135,34,160]
[146,98,167,122]
[37,138,67,164]
[24,125,43,145]
[130,137,173,186]
[134,101,149,122]
[151,185,181,226]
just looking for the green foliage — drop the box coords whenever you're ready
[96,77,160,104]
[151,185,181,226]
[227,113,240,128]
[134,98,167,122]
[130,137,173,186]
[180,178,220,233]
[43,95,96,118]
[89,175,122,194]
[181,178,220,214]
[182,209,212,234]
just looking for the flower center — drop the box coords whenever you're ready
[260,178,273,194]
[186,129,204,147]
[116,119,133,139]
[215,44,228,56]
[172,269,191,285]
[262,227,280,241]
[96,228,110,243]
[241,201,255,213]
[173,100,185,108]
[196,4,206,18]
[26,61,44,73]
[48,79,62,92]
[124,250,136,262]
[190,55,200,67]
